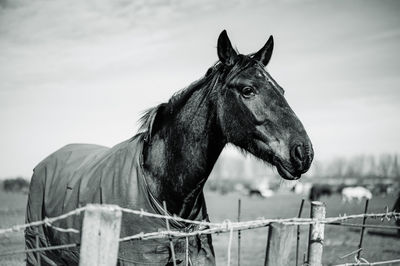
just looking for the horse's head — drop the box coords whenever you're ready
[215,30,313,180]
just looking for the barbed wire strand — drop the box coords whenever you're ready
[119,207,221,227]
[358,257,370,264]
[1,203,399,237]
[43,221,79,234]
[339,248,362,259]
[0,207,86,235]
[333,258,400,266]
[3,214,399,244]
[0,243,78,257]
[327,222,400,230]
[120,207,400,228]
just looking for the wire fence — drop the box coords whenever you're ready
[2,205,400,237]
[0,203,399,265]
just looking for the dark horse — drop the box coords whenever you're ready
[309,184,333,201]
[25,30,313,265]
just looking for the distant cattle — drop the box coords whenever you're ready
[393,192,400,235]
[249,189,264,198]
[309,184,333,201]
[248,188,274,198]
[342,186,372,203]
[292,182,312,196]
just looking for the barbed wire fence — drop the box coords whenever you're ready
[0,202,399,265]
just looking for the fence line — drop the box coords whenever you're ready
[5,213,398,243]
[0,204,399,265]
[1,205,399,237]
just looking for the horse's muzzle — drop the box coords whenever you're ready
[290,142,313,175]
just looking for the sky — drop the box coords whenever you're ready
[0,0,400,178]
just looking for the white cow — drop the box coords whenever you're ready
[342,186,372,203]
[293,182,313,196]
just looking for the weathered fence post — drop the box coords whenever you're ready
[264,223,296,266]
[307,201,326,266]
[79,204,122,266]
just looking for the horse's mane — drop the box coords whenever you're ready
[134,62,223,141]
[134,55,255,141]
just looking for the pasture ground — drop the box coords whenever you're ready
[0,191,399,265]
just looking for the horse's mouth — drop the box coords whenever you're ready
[254,138,301,181]
[275,161,301,180]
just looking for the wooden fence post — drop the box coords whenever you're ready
[264,223,296,266]
[307,201,326,266]
[79,204,122,266]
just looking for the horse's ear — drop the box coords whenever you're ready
[253,35,274,66]
[217,30,237,65]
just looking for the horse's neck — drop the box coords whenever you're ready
[143,88,225,218]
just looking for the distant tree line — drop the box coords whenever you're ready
[2,177,30,193]
[312,154,400,180]
[210,151,400,181]
[1,153,398,195]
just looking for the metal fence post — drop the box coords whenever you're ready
[296,199,305,266]
[79,204,122,266]
[237,198,242,266]
[357,199,369,260]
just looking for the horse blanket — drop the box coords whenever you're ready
[25,137,215,265]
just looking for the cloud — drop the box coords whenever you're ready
[1,0,400,177]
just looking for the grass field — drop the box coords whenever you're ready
[0,190,399,265]
[205,192,400,265]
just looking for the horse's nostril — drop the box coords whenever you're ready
[290,142,313,174]
[294,145,304,161]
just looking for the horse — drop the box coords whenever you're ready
[25,30,314,265]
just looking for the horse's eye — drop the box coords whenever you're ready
[241,86,256,98]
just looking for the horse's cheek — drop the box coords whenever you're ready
[241,97,270,126]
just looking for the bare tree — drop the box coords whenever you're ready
[344,155,365,178]
[326,157,347,178]
[377,154,393,178]
[391,154,400,180]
